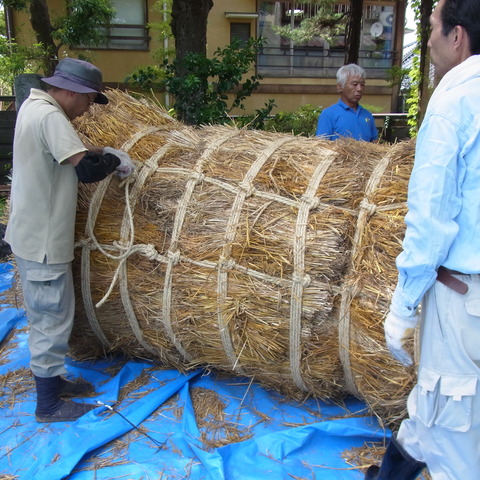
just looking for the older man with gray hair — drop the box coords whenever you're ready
[5,58,135,423]
[316,63,378,142]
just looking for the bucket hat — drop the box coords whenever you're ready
[42,58,108,105]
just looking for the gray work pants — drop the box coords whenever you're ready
[15,255,75,378]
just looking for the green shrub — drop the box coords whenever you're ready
[262,104,323,137]
[169,38,265,125]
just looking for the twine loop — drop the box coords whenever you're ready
[192,172,205,185]
[167,249,181,265]
[292,273,312,288]
[238,181,256,197]
[359,198,377,217]
[118,171,138,188]
[300,194,321,210]
[112,240,131,253]
[218,257,236,271]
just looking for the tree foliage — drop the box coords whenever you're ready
[271,0,365,64]
[273,0,346,47]
[127,2,267,127]
[53,0,115,51]
[0,37,45,92]
[149,0,175,63]
[2,0,115,75]
[163,38,265,126]
[407,0,437,135]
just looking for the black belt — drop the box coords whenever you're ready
[436,266,469,294]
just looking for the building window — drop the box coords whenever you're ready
[257,1,397,78]
[230,23,251,44]
[83,0,149,50]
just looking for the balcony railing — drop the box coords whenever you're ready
[257,46,396,78]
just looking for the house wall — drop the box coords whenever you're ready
[207,0,405,115]
[8,0,405,116]
[9,0,162,86]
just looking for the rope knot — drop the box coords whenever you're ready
[167,249,181,265]
[75,238,93,249]
[292,273,311,288]
[238,181,256,197]
[218,257,236,270]
[300,195,320,210]
[142,244,160,261]
[360,198,377,217]
[192,172,205,185]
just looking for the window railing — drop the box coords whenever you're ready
[88,24,149,50]
[257,46,396,78]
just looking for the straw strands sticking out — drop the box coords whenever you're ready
[71,89,415,426]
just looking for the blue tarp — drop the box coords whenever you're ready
[0,261,393,479]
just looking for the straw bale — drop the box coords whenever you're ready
[68,89,415,426]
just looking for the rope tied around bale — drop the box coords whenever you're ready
[158,128,244,362]
[77,131,348,362]
[289,148,336,391]
[337,148,398,397]
[79,129,174,354]
[217,135,297,375]
[73,91,414,420]
[78,126,370,393]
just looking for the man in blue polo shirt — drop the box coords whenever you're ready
[316,64,378,142]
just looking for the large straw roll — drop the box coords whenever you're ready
[71,90,415,425]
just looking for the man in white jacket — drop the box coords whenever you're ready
[366,0,480,478]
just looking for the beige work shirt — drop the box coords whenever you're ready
[5,89,87,264]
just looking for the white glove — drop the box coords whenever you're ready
[384,310,419,366]
[103,147,135,179]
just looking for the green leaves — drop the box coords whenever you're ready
[126,66,166,91]
[272,0,346,46]
[1,0,118,81]
[53,0,116,49]
[0,37,45,93]
[2,1,30,12]
[265,104,323,136]
[163,38,265,125]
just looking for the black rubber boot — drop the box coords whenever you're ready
[59,377,95,398]
[34,375,97,423]
[364,435,426,479]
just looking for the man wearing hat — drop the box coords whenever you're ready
[5,58,135,423]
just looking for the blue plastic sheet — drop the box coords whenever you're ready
[0,261,392,479]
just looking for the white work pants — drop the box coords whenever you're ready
[15,255,75,378]
[397,273,480,479]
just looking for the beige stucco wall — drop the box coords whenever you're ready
[236,91,392,115]
[207,0,258,53]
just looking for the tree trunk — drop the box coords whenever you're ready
[171,0,213,65]
[29,0,58,75]
[344,0,363,64]
[417,0,434,126]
